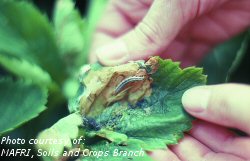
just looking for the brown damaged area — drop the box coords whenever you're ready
[79,57,159,117]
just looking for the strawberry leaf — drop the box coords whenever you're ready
[0,0,66,85]
[38,57,206,160]
[0,53,52,87]
[0,79,47,135]
[87,58,206,152]
[53,0,86,69]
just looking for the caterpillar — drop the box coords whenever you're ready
[114,76,145,94]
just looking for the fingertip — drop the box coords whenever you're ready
[182,84,250,134]
[182,86,211,113]
[95,40,130,66]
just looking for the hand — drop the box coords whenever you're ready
[150,84,250,161]
[89,0,250,67]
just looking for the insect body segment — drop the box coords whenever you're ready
[115,76,145,94]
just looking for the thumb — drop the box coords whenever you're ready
[182,84,250,134]
[95,0,229,66]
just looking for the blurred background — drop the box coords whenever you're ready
[0,0,249,161]
[0,1,92,160]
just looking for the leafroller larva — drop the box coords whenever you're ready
[114,76,145,94]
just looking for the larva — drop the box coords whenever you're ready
[114,76,144,94]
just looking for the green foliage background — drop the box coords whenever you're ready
[0,0,249,161]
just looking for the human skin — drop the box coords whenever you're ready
[89,0,250,160]
[89,0,250,67]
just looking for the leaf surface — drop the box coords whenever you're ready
[91,58,206,151]
[36,113,82,159]
[53,0,85,69]
[200,32,249,84]
[0,0,66,84]
[0,53,52,87]
[0,79,47,135]
[81,0,109,63]
[38,58,206,160]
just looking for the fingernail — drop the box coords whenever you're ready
[182,86,211,112]
[96,40,129,65]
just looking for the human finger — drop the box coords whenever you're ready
[89,0,152,63]
[149,148,181,161]
[182,84,250,134]
[190,120,250,159]
[94,0,229,66]
[171,135,245,161]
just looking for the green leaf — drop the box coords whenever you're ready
[0,79,47,135]
[0,53,52,87]
[40,57,205,160]
[0,0,66,84]
[36,113,83,159]
[81,0,109,64]
[89,58,206,151]
[88,129,128,144]
[63,78,80,100]
[226,31,250,81]
[53,0,86,69]
[200,32,249,84]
